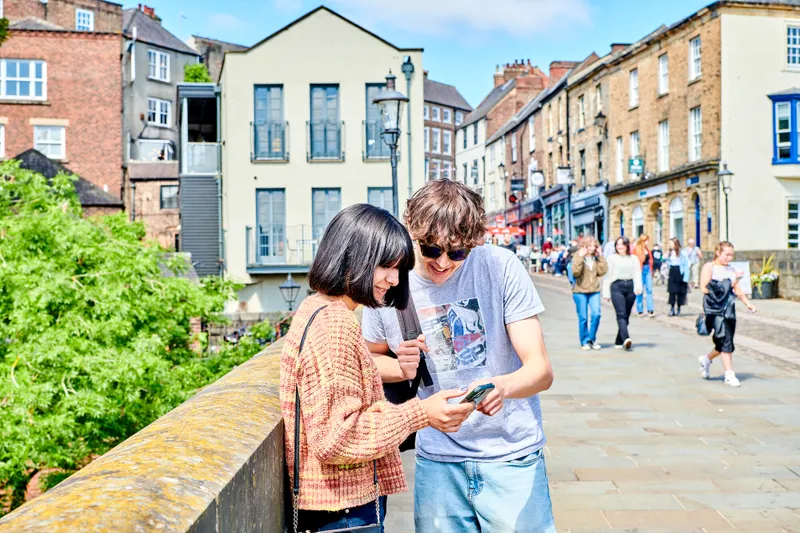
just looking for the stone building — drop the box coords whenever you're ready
[423,72,471,181]
[186,35,248,83]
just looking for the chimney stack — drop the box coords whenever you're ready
[610,43,630,53]
[494,64,504,88]
[548,60,579,84]
[138,4,160,22]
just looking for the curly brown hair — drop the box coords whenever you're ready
[404,179,486,249]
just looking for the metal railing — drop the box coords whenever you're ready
[246,224,318,267]
[362,120,390,160]
[184,142,221,175]
[306,120,345,161]
[251,121,289,161]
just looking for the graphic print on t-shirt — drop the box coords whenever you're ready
[418,298,487,375]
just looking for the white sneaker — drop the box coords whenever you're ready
[724,371,741,387]
[623,338,632,351]
[581,344,591,351]
[614,344,623,350]
[698,355,711,379]
[591,342,602,350]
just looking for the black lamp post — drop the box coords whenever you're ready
[279,273,301,311]
[717,162,734,241]
[373,71,409,218]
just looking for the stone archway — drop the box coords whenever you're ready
[689,191,702,249]
[648,200,664,249]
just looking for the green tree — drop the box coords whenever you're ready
[184,63,212,83]
[0,161,262,513]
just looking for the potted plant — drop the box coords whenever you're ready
[751,254,779,299]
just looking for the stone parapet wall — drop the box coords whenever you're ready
[0,341,288,532]
[735,250,800,300]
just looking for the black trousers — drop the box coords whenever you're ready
[610,280,636,345]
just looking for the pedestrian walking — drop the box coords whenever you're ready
[634,235,655,318]
[684,238,704,288]
[362,179,557,533]
[571,236,608,350]
[697,241,757,387]
[530,246,542,273]
[652,244,665,286]
[280,204,473,532]
[667,238,690,316]
[602,236,643,350]
[602,238,616,258]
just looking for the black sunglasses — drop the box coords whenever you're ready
[418,242,471,262]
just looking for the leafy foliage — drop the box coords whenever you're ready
[0,19,9,48]
[0,161,266,513]
[184,63,213,83]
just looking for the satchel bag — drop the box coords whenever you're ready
[291,306,382,533]
[382,295,433,451]
[696,313,710,336]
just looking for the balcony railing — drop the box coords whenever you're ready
[136,139,175,162]
[307,120,345,161]
[251,121,289,162]
[363,120,390,160]
[246,224,318,271]
[184,142,221,175]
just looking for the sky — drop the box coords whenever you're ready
[123,0,713,107]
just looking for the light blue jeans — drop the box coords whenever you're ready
[636,264,654,314]
[572,292,601,346]
[414,449,556,533]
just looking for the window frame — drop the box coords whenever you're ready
[629,68,639,108]
[442,129,452,155]
[578,95,586,129]
[770,95,800,164]
[0,59,47,101]
[442,108,452,124]
[367,187,393,211]
[689,106,702,162]
[511,132,518,162]
[689,36,702,81]
[33,125,66,160]
[160,184,179,210]
[76,8,94,31]
[147,97,171,127]
[148,49,170,82]
[658,119,670,172]
[789,199,800,248]
[0,124,5,159]
[787,25,800,69]
[615,136,623,183]
[630,130,640,158]
[597,141,603,182]
[455,111,464,126]
[431,127,441,154]
[424,105,430,120]
[431,106,441,122]
[424,126,430,152]
[595,84,602,113]
[443,160,452,179]
[528,116,535,152]
[311,188,342,240]
[579,149,586,187]
[658,54,669,95]
[473,123,478,145]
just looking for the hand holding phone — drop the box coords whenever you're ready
[460,383,495,405]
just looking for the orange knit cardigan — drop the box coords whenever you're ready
[280,296,429,511]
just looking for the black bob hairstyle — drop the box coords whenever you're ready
[308,204,415,309]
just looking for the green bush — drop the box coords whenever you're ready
[184,63,212,83]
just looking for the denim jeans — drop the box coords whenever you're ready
[572,292,601,346]
[414,449,556,533]
[297,496,386,532]
[636,264,654,314]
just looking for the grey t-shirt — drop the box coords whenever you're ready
[361,244,546,463]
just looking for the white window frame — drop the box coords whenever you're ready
[578,95,586,128]
[548,105,553,137]
[658,120,670,171]
[630,131,640,158]
[443,160,452,179]
[0,59,47,101]
[76,8,94,31]
[528,116,535,152]
[689,36,702,81]
[776,102,792,160]
[658,54,669,95]
[489,142,496,168]
[442,108,452,124]
[788,25,800,69]
[424,127,430,152]
[595,84,602,113]
[455,111,464,126]
[558,97,564,131]
[148,49,170,82]
[147,97,171,127]
[789,199,799,248]
[511,132,518,162]
[34,125,66,160]
[689,106,702,162]
[0,124,5,159]
[429,159,439,180]
[424,105,430,120]
[615,136,623,183]
[629,69,639,108]
[431,128,441,154]
[442,129,452,154]
[432,107,441,122]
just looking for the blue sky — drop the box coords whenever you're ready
[124,0,713,107]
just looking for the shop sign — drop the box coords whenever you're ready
[629,157,645,174]
[637,183,668,199]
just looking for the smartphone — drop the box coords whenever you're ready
[460,383,495,405]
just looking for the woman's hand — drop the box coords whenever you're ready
[748,304,758,313]
[421,390,474,433]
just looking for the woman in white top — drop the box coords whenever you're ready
[602,236,643,350]
[697,241,757,387]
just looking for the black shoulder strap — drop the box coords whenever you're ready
[395,295,433,388]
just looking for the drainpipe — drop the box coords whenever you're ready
[215,85,225,277]
[401,57,415,202]
[130,181,136,221]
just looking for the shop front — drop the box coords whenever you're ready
[541,185,570,246]
[570,184,608,244]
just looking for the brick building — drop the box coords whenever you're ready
[423,72,471,181]
[186,35,247,83]
[1,0,124,207]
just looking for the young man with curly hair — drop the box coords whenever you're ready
[362,179,556,532]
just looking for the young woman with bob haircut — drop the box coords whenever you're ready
[280,204,472,533]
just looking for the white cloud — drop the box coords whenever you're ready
[207,12,249,32]
[330,0,592,38]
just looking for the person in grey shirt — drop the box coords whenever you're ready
[362,179,556,533]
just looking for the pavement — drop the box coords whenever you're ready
[384,276,800,533]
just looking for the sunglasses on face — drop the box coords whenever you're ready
[418,242,471,262]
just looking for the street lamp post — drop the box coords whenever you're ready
[373,71,409,218]
[279,273,301,312]
[717,162,734,241]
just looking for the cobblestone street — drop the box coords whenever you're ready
[385,277,800,533]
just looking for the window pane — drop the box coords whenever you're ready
[7,61,17,77]
[780,146,792,158]
[19,62,29,78]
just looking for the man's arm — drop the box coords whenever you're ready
[366,337,427,384]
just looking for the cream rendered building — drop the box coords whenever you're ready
[220,7,424,312]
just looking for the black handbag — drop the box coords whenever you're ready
[291,306,381,533]
[382,295,433,451]
[696,313,710,336]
